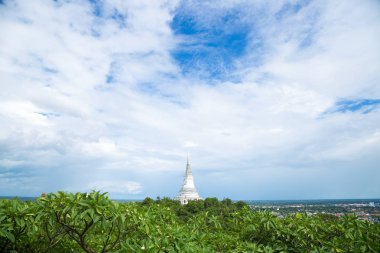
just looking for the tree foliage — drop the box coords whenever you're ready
[0,192,379,252]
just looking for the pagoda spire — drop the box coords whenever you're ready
[185,152,192,176]
[175,154,202,205]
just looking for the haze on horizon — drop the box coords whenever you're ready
[0,0,379,200]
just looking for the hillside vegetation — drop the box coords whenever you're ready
[0,191,379,252]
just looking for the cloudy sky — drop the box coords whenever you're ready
[1,0,380,200]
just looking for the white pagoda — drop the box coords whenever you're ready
[175,155,202,205]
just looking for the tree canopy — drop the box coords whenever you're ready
[0,192,379,252]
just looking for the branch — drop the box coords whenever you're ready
[101,221,114,253]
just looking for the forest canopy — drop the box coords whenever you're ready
[0,191,379,252]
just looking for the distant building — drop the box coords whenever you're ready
[174,155,202,205]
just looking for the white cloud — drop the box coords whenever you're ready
[184,141,198,148]
[0,101,49,126]
[87,180,142,194]
[80,138,119,157]
[0,0,379,199]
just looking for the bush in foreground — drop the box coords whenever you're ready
[0,192,379,252]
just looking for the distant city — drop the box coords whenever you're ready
[247,199,380,222]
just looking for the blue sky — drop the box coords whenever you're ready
[0,0,380,200]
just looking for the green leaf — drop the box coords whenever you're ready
[4,230,15,243]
